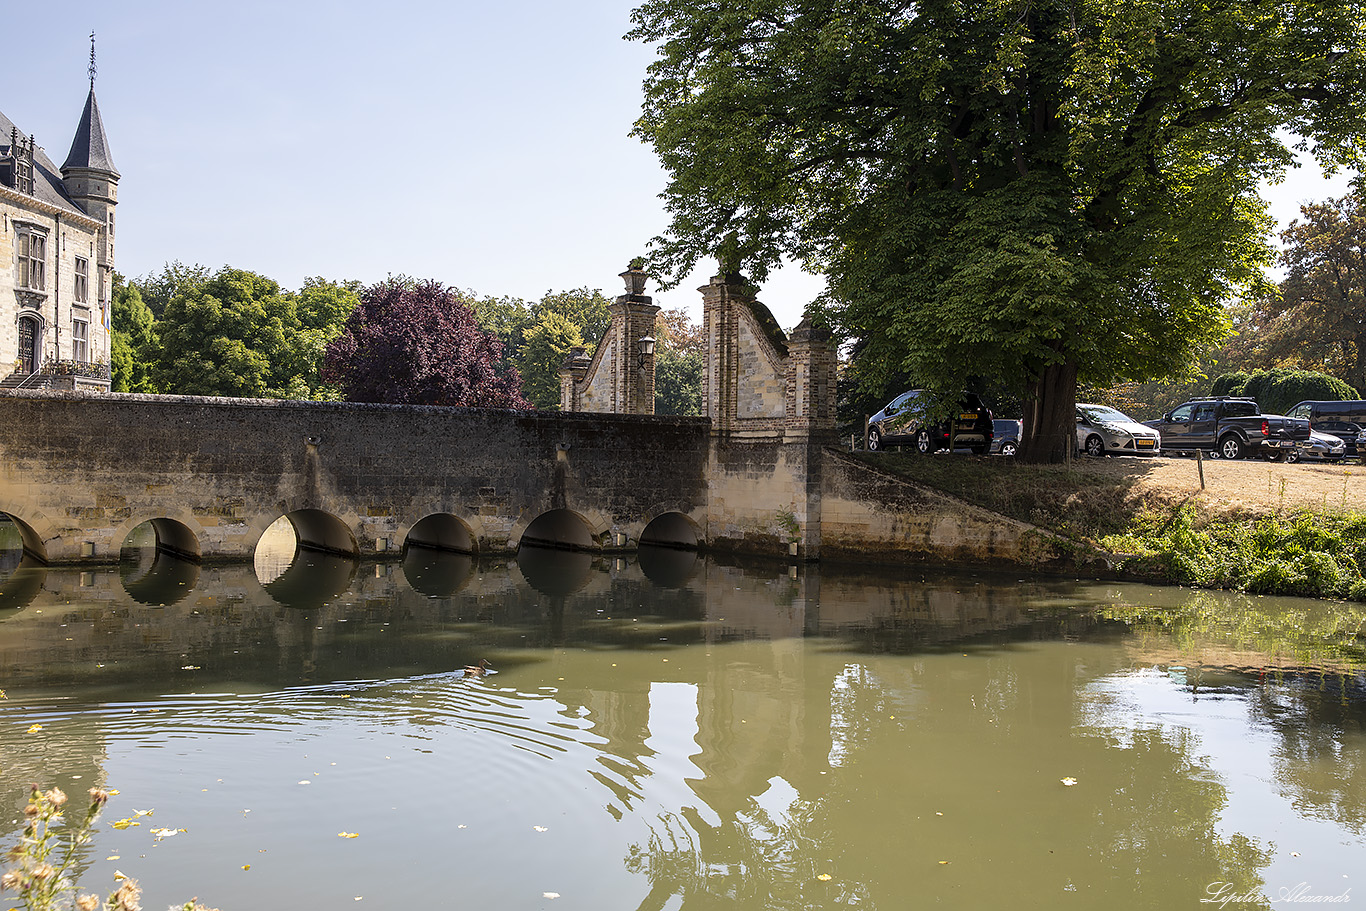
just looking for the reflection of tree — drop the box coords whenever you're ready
[626,650,1276,908]
[1253,675,1366,835]
[625,804,872,911]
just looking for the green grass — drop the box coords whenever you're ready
[852,452,1366,602]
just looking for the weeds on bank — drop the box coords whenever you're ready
[1,785,216,911]
[1103,504,1366,602]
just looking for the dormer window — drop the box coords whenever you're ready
[17,227,46,291]
[4,129,35,195]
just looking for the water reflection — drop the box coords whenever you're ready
[637,543,701,588]
[401,546,475,596]
[0,557,1362,910]
[516,544,594,596]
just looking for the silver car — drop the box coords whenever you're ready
[1286,430,1347,463]
[1076,404,1161,457]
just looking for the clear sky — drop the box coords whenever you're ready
[5,1,1355,330]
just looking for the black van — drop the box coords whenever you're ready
[1286,400,1366,426]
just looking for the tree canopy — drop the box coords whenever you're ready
[1255,188,1366,391]
[631,0,1366,460]
[148,267,357,399]
[323,278,530,408]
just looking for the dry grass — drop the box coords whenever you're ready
[853,452,1366,539]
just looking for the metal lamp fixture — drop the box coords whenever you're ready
[637,335,656,368]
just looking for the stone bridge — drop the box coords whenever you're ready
[0,267,1065,571]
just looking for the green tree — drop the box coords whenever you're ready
[153,268,303,398]
[534,287,612,348]
[1209,367,1358,415]
[631,0,1366,461]
[518,311,585,409]
[134,260,211,319]
[292,277,362,399]
[110,275,158,393]
[654,307,704,416]
[1257,189,1366,391]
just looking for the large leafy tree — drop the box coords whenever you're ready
[110,275,159,393]
[153,268,305,398]
[631,0,1366,460]
[1256,189,1366,391]
[322,278,530,408]
[518,311,585,409]
[654,308,704,416]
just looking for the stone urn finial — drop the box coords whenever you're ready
[621,259,649,296]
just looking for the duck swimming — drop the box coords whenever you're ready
[462,659,495,677]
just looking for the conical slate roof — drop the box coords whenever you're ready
[62,87,118,178]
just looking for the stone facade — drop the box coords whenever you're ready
[1,79,118,392]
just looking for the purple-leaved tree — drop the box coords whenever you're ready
[322,278,530,408]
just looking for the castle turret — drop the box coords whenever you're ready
[61,54,119,309]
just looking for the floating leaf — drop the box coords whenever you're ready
[26,724,42,734]
[242,865,251,871]
[817,873,833,881]
[298,780,311,786]
[543,893,560,900]
[533,826,548,832]
[338,832,359,839]
[1060,777,1078,787]
[151,827,185,838]
[132,809,154,817]
[110,818,140,830]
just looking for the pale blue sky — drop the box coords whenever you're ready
[6,1,1354,329]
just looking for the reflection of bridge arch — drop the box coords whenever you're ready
[640,510,701,549]
[403,513,478,555]
[515,508,604,552]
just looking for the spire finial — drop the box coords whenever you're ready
[88,31,97,88]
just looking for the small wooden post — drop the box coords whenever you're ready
[1196,448,1206,490]
[863,415,870,450]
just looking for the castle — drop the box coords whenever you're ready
[0,49,117,392]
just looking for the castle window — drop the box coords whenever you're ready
[75,257,89,304]
[16,228,46,291]
[72,316,89,363]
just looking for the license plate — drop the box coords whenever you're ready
[959,413,977,421]
[1279,440,1294,448]
[1136,439,1154,449]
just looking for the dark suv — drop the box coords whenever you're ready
[867,390,994,454]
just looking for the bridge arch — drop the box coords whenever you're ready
[513,507,608,552]
[0,511,49,564]
[115,513,203,562]
[275,507,359,558]
[640,510,702,549]
[402,512,478,555]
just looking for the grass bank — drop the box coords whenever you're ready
[852,452,1366,603]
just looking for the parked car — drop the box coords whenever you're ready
[1144,397,1310,460]
[867,390,994,454]
[1075,404,1160,457]
[1306,420,1365,460]
[991,419,1022,456]
[1287,429,1347,463]
[1286,400,1366,427]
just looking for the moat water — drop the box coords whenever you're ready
[1,534,1363,910]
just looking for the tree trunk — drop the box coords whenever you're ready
[1018,360,1078,463]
